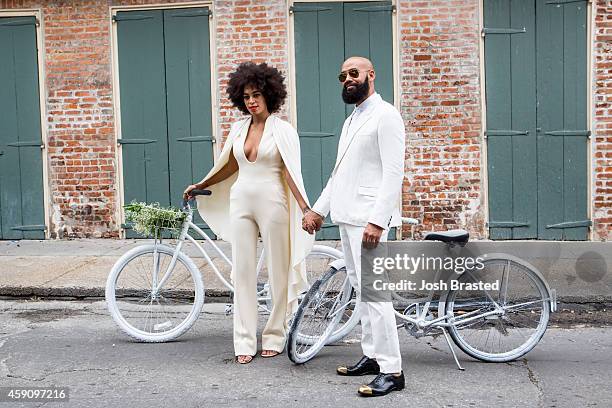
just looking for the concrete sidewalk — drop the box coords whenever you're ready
[0,239,340,300]
[1,239,611,306]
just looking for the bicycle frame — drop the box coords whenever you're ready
[150,201,275,312]
[389,259,554,371]
[393,267,506,331]
[151,204,231,294]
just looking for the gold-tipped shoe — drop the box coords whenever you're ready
[358,385,373,396]
[357,372,405,397]
[336,356,380,376]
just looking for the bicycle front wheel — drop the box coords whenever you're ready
[287,266,353,364]
[106,244,204,342]
[444,255,551,362]
[303,246,359,344]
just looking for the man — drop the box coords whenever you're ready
[302,56,406,397]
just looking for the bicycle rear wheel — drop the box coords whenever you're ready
[287,266,353,364]
[106,244,204,342]
[444,255,550,362]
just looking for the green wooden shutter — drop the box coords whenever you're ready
[485,0,588,240]
[344,2,394,106]
[294,2,345,240]
[116,8,214,237]
[293,1,394,240]
[163,7,214,234]
[0,16,45,239]
[116,10,170,237]
[536,0,589,240]
[485,0,538,239]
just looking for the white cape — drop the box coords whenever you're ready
[196,115,315,312]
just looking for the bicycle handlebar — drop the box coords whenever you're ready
[182,189,212,210]
[190,189,212,197]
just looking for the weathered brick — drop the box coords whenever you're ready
[0,0,608,241]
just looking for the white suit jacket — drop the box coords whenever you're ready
[312,93,405,228]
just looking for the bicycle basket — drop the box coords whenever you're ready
[124,201,186,238]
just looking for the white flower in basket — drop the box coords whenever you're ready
[124,201,186,238]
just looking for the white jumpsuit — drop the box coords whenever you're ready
[230,120,290,356]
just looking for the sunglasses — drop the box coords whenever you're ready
[338,68,368,83]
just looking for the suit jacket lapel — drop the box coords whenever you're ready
[333,110,373,170]
[336,114,352,155]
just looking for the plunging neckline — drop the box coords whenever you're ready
[243,116,269,164]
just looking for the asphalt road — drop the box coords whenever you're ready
[0,299,611,408]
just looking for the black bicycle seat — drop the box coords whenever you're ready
[423,229,469,245]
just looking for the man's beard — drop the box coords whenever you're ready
[342,77,370,104]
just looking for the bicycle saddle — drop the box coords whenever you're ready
[423,229,469,245]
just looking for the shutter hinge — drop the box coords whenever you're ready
[11,224,47,232]
[168,8,212,18]
[485,130,529,137]
[117,138,157,145]
[488,221,530,228]
[481,27,526,37]
[7,140,43,147]
[176,136,214,143]
[545,220,592,229]
[353,4,396,13]
[113,14,154,23]
[545,0,588,5]
[289,5,332,14]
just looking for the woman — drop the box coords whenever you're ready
[184,62,315,364]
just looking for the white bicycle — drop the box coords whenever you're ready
[287,218,557,369]
[105,190,345,343]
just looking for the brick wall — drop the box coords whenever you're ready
[397,0,485,239]
[592,0,612,241]
[2,0,196,238]
[214,0,290,141]
[0,0,609,241]
[0,0,290,238]
[1,0,119,237]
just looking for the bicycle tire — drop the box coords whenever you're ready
[106,244,204,342]
[444,255,550,362]
[287,266,352,364]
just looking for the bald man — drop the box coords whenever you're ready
[302,56,406,397]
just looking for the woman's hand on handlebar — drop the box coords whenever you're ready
[183,184,202,201]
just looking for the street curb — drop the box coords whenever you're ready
[0,286,232,301]
[2,286,611,307]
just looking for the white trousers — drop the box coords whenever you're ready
[230,180,290,356]
[339,223,402,374]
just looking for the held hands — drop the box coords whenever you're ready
[302,210,324,235]
[362,223,384,249]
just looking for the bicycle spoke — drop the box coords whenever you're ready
[111,248,199,338]
[447,257,549,360]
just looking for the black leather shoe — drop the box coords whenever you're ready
[336,355,380,376]
[358,372,405,397]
